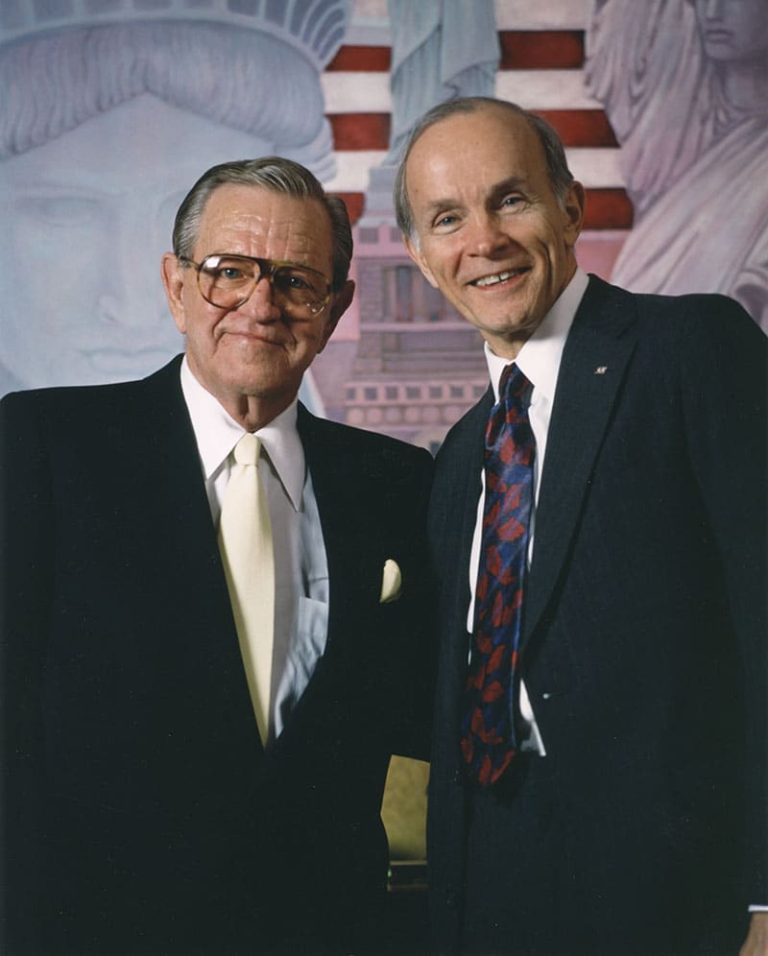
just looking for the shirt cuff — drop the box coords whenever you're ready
[748,905,768,912]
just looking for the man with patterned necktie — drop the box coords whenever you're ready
[395,97,767,956]
[0,157,433,955]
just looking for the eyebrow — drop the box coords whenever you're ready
[487,177,529,204]
[420,176,530,221]
[202,252,329,278]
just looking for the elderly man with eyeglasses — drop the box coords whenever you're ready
[0,158,434,956]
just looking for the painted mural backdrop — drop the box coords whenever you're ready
[2,0,766,860]
[586,0,768,329]
[3,0,765,425]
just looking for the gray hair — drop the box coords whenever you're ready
[394,97,574,238]
[173,157,353,290]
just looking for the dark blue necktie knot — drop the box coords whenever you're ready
[487,364,534,447]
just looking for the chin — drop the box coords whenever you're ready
[484,314,539,337]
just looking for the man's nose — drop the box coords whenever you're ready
[467,212,513,258]
[236,276,281,320]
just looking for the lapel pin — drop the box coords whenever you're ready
[594,366,608,375]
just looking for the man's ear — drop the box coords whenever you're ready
[562,181,586,250]
[161,252,188,334]
[318,278,355,352]
[404,234,439,289]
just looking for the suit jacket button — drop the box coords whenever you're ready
[452,769,463,785]
[445,887,459,908]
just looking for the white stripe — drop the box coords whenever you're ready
[493,0,589,30]
[346,0,589,41]
[322,151,385,191]
[322,148,624,193]
[567,148,624,189]
[323,69,601,114]
[495,70,600,110]
[321,72,391,112]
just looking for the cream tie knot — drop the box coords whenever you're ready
[233,432,260,467]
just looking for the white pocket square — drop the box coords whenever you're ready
[379,558,402,604]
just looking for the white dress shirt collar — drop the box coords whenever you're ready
[485,267,589,402]
[180,357,305,511]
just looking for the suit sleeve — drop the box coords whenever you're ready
[0,393,54,954]
[677,299,767,903]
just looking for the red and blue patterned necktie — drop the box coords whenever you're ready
[461,363,536,787]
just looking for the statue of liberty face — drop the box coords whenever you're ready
[694,0,768,62]
[0,93,273,389]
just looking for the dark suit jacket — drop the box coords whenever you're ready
[0,356,434,956]
[427,276,767,955]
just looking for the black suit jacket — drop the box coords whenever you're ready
[0,356,434,956]
[427,277,767,954]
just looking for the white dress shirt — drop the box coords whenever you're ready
[180,359,329,740]
[467,268,590,754]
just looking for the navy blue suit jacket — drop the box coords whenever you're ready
[427,276,767,954]
[0,356,433,955]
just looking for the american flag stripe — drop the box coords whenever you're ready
[322,23,631,229]
[323,69,603,112]
[326,150,622,189]
[327,108,617,150]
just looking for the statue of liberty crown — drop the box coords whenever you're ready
[0,0,350,69]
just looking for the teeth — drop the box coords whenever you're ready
[474,269,521,287]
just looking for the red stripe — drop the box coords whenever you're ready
[329,113,391,150]
[332,190,631,230]
[535,110,618,148]
[499,30,584,69]
[333,192,365,224]
[326,45,391,71]
[328,34,584,72]
[583,189,633,230]
[329,110,617,150]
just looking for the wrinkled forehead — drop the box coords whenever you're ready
[195,184,333,270]
[405,106,547,205]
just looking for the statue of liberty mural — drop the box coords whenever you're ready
[0,0,349,404]
[585,0,768,331]
[385,0,499,163]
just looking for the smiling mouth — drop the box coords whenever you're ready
[222,329,282,346]
[470,268,529,288]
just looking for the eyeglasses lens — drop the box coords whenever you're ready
[199,255,327,313]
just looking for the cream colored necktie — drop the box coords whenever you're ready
[218,433,275,744]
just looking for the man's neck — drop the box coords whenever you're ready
[185,359,296,433]
[219,392,295,432]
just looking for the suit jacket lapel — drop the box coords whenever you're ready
[441,393,491,635]
[522,276,639,649]
[137,358,264,752]
[296,406,381,654]
[428,392,490,728]
[140,358,232,618]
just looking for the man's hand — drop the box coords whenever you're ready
[740,913,768,956]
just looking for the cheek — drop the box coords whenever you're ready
[417,241,457,283]
[178,295,218,339]
[296,328,324,357]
